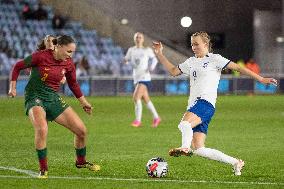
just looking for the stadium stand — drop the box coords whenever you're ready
[0,0,126,76]
[0,0,281,96]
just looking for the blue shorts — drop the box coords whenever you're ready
[137,81,152,90]
[188,99,215,134]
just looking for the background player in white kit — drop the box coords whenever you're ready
[152,31,277,175]
[124,32,161,128]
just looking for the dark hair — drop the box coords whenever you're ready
[37,39,46,50]
[52,35,75,46]
[80,56,90,70]
[37,35,56,50]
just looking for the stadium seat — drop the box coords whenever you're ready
[0,0,126,76]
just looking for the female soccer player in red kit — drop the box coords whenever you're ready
[8,35,100,178]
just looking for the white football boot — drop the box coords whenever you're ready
[233,159,245,176]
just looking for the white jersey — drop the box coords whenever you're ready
[178,53,230,108]
[125,46,157,84]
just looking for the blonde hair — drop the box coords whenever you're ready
[191,31,212,52]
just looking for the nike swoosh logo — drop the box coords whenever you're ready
[44,68,50,71]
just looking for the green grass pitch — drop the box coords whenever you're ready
[0,95,283,188]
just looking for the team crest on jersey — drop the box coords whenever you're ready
[35,99,41,104]
[203,62,209,68]
[62,69,66,75]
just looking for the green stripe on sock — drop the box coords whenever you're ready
[36,148,47,159]
[76,147,86,156]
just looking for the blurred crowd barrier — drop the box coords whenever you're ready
[0,75,283,96]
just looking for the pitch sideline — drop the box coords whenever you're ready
[0,166,283,186]
[0,166,37,177]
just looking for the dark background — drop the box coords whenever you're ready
[89,0,282,62]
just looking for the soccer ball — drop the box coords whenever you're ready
[146,157,168,178]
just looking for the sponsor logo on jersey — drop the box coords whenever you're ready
[203,62,209,68]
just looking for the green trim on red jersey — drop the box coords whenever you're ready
[23,55,32,67]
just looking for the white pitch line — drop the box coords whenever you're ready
[0,166,283,186]
[0,166,37,177]
[0,174,283,186]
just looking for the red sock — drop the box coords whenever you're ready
[39,158,48,171]
[76,156,86,165]
[37,148,48,171]
[76,147,86,165]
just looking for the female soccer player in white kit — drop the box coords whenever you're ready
[124,32,161,127]
[152,31,277,175]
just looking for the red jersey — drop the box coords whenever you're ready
[10,49,83,98]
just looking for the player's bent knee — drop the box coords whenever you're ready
[133,96,141,102]
[76,126,87,139]
[31,116,46,126]
[178,121,190,131]
[35,126,48,136]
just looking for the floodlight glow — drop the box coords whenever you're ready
[180,16,192,27]
[276,36,284,43]
[121,18,128,25]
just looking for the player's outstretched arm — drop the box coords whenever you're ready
[8,60,28,97]
[152,41,181,76]
[227,62,278,86]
